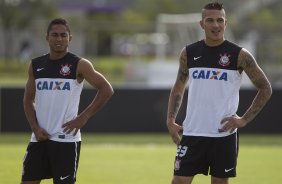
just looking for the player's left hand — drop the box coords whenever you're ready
[62,115,88,136]
[219,114,247,133]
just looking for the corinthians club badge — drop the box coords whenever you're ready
[174,158,181,171]
[218,53,231,67]
[60,64,72,76]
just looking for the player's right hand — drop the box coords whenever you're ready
[34,127,50,141]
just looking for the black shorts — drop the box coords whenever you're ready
[22,140,81,184]
[173,132,238,178]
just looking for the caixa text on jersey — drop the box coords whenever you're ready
[36,81,71,90]
[192,69,228,81]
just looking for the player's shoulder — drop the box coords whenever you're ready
[77,57,95,73]
[77,57,92,65]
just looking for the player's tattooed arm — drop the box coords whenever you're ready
[238,48,272,124]
[168,95,182,119]
[166,48,188,144]
[177,48,189,84]
[167,47,189,119]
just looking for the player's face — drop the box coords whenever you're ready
[200,9,226,46]
[46,24,72,54]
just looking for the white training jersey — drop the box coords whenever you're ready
[30,52,83,142]
[183,40,243,137]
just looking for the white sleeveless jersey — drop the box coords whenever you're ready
[183,40,242,137]
[30,52,83,142]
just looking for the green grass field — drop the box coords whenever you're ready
[0,133,281,184]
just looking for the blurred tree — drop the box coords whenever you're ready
[0,0,56,61]
[242,2,282,66]
[86,8,123,56]
[249,7,281,31]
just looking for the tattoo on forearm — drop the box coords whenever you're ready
[243,88,271,123]
[169,95,182,118]
[240,49,272,123]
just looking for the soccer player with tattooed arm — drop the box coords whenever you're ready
[166,2,272,184]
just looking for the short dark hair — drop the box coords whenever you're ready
[203,2,224,11]
[202,2,225,19]
[47,18,71,35]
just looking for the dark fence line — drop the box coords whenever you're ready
[0,88,281,134]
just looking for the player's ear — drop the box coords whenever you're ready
[200,20,204,29]
[69,34,72,42]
